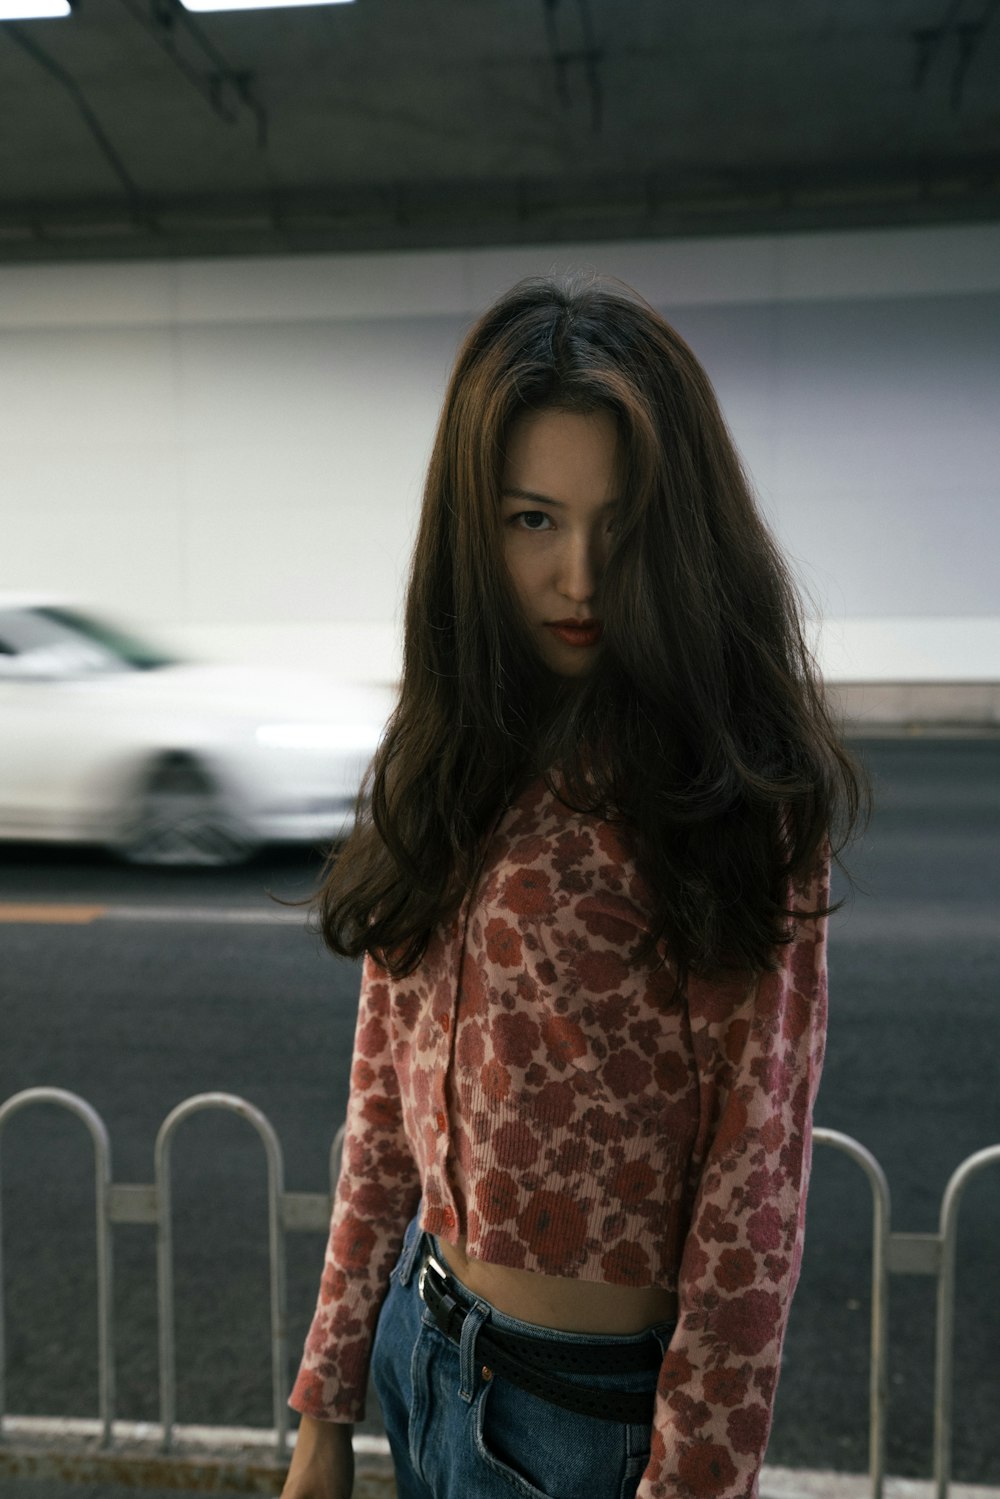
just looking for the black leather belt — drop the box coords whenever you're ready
[416,1248,660,1425]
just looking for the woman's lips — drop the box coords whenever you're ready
[545,620,603,648]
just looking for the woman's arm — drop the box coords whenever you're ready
[288,954,422,1424]
[280,1415,354,1499]
[638,845,831,1499]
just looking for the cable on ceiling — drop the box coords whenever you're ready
[542,0,604,134]
[126,0,268,149]
[2,23,151,224]
[910,0,998,112]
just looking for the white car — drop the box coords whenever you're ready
[0,597,394,865]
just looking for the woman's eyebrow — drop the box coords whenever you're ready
[501,486,565,508]
[501,486,618,509]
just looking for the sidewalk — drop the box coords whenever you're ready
[348,1457,1000,1499]
[761,1468,1000,1499]
[2,1420,999,1498]
[348,1451,1000,1499]
[829,680,1000,736]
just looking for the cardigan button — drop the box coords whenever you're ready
[481,1365,493,1382]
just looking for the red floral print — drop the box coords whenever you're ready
[550,1136,588,1174]
[601,1237,653,1286]
[475,1168,520,1224]
[540,1013,589,1066]
[316,1266,345,1306]
[331,1215,376,1272]
[477,1227,528,1266]
[491,1119,541,1168]
[658,1347,695,1391]
[724,1017,751,1063]
[654,1048,691,1094]
[604,1047,654,1098]
[517,1188,590,1267]
[728,1402,772,1455]
[528,1077,577,1128]
[746,1204,785,1252]
[610,1159,658,1206]
[391,987,420,1031]
[356,1014,387,1056]
[667,1388,712,1436]
[715,1247,758,1291]
[677,1440,739,1495]
[480,1057,512,1102]
[352,1055,375,1090]
[704,1365,750,1407]
[572,946,632,992]
[713,1288,784,1357]
[289,777,830,1499]
[699,1200,740,1244]
[484,917,523,967]
[500,866,555,916]
[492,1010,541,1068]
[359,1094,398,1131]
[455,1017,485,1071]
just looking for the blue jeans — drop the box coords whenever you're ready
[369,1209,677,1499]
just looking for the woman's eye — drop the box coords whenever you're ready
[513,510,552,531]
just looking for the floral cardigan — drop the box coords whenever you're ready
[290,777,830,1499]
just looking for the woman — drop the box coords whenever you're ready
[281,274,870,1499]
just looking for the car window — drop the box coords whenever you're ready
[38,607,178,671]
[0,608,166,680]
[0,608,118,676]
[0,607,178,675]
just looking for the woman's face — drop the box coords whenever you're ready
[500,406,618,678]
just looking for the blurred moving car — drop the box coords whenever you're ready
[0,597,394,865]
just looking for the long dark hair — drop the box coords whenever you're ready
[315,273,872,994]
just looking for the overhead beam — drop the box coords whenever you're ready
[1,155,998,264]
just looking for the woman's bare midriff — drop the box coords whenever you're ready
[435,1234,679,1336]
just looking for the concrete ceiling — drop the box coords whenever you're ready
[1,0,998,263]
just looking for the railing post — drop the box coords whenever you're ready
[0,1088,116,1448]
[329,1122,346,1201]
[813,1127,891,1499]
[934,1144,1000,1499]
[154,1093,289,1459]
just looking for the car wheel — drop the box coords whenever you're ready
[115,753,258,867]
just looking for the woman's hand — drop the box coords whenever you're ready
[279,1414,355,1499]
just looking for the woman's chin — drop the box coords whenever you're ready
[539,645,600,677]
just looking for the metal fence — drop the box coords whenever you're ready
[0,1087,996,1497]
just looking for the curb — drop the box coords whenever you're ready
[760,1469,1000,1499]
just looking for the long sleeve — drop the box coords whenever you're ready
[638,847,830,1499]
[289,953,422,1423]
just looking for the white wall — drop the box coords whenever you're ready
[0,223,997,685]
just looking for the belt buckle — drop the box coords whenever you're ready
[418,1251,448,1303]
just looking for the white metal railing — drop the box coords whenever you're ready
[808,1128,1000,1499]
[0,1088,995,1497]
[0,1087,344,1490]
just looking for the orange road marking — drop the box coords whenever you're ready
[0,904,107,925]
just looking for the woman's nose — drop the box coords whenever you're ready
[557,534,603,604]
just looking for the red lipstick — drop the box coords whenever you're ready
[545,618,603,648]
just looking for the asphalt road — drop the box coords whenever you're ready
[0,737,998,1496]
